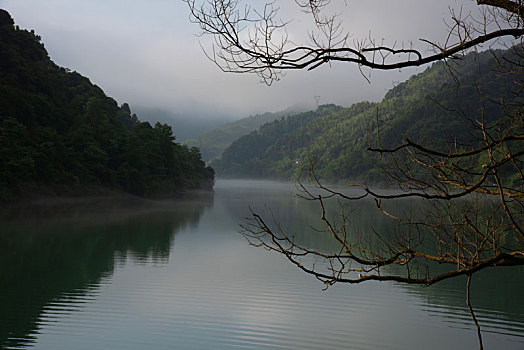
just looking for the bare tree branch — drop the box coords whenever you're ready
[184,2,524,348]
[185,0,524,84]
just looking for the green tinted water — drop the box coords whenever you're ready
[0,180,522,349]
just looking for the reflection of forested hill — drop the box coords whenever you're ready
[213,48,522,183]
[216,181,524,334]
[0,195,213,349]
[399,266,524,338]
[0,10,214,200]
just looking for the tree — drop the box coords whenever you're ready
[184,1,523,348]
[184,0,524,83]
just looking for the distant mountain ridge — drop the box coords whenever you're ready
[182,106,308,162]
[131,106,231,141]
[212,47,522,183]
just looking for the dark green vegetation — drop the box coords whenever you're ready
[213,48,523,184]
[0,10,214,200]
[183,107,306,162]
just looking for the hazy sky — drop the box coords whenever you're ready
[1,0,481,119]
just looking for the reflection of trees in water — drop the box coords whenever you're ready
[228,186,523,333]
[395,265,524,343]
[222,185,402,255]
[0,194,213,349]
[216,182,358,251]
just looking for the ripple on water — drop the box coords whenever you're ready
[2,183,523,350]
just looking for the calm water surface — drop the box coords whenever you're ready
[0,179,523,349]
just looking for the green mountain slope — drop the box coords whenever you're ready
[182,107,306,162]
[213,48,522,183]
[0,10,214,200]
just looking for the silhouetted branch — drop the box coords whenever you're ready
[185,0,524,84]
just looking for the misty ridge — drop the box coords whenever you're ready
[131,106,232,142]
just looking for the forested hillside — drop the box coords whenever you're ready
[0,10,214,200]
[213,48,523,184]
[182,107,306,162]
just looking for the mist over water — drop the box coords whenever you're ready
[1,180,522,350]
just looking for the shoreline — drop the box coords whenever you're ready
[0,183,214,207]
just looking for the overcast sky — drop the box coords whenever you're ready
[1,0,481,119]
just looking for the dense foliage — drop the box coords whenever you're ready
[213,48,522,184]
[0,10,214,200]
[182,107,305,162]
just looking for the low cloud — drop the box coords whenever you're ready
[1,0,479,119]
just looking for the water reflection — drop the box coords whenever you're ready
[400,266,524,338]
[215,180,524,344]
[0,193,213,349]
[0,181,522,350]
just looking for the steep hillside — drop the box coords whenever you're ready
[0,10,214,200]
[212,104,346,177]
[213,48,523,183]
[182,107,307,162]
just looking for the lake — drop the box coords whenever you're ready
[1,179,523,350]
